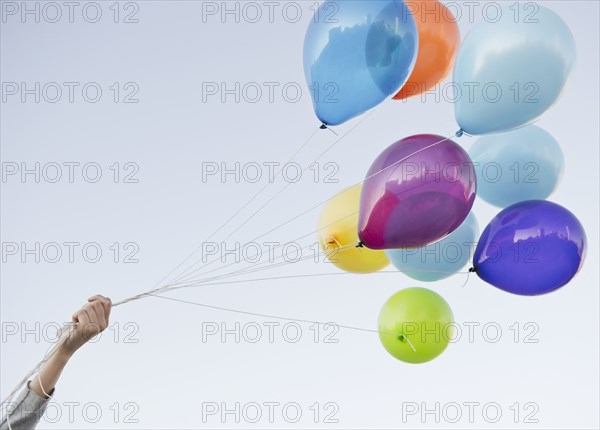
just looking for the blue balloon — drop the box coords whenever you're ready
[303,0,418,126]
[453,5,576,135]
[386,213,479,282]
[474,200,586,296]
[469,125,565,208]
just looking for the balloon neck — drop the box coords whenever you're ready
[469,266,477,273]
[320,123,338,136]
[327,235,342,247]
[355,241,364,248]
[455,129,464,138]
[397,334,407,343]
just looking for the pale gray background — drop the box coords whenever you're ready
[1,1,598,428]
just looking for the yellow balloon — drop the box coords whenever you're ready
[317,184,389,273]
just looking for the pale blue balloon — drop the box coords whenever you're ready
[303,0,418,126]
[386,214,479,282]
[453,5,576,135]
[469,125,564,208]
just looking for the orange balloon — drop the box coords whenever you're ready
[393,0,460,100]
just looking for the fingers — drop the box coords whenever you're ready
[86,302,102,328]
[73,296,112,338]
[78,306,100,340]
[88,295,112,322]
[90,301,107,329]
[72,307,90,326]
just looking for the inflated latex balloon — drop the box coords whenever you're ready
[453,4,576,135]
[474,200,586,296]
[303,0,418,126]
[386,213,478,282]
[378,287,453,363]
[469,125,564,208]
[318,184,390,273]
[358,134,476,250]
[393,0,460,100]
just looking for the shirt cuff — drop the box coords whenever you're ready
[26,380,54,403]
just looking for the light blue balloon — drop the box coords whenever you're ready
[386,214,479,282]
[469,125,564,208]
[303,0,418,126]
[453,5,576,135]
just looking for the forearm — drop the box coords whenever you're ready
[29,347,72,398]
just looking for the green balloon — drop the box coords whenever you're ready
[378,287,454,364]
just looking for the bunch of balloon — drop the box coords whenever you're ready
[307,2,586,365]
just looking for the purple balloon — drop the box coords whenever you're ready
[474,200,586,295]
[358,134,476,249]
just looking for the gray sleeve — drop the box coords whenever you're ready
[0,382,53,430]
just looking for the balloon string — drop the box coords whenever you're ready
[167,204,360,288]
[113,243,358,306]
[1,264,472,413]
[117,240,474,305]
[170,110,377,286]
[164,234,474,293]
[155,269,474,295]
[158,126,321,289]
[115,237,474,305]
[143,293,421,342]
[164,222,359,289]
[161,243,359,292]
[113,129,463,305]
[169,109,379,288]
[166,129,459,289]
[169,129,462,288]
[107,129,464,313]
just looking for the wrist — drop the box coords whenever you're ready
[56,343,77,361]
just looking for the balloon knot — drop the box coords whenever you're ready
[356,241,364,248]
[468,267,477,273]
[320,123,328,130]
[455,129,464,138]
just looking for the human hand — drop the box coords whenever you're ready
[60,295,112,357]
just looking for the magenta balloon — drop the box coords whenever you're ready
[358,134,476,250]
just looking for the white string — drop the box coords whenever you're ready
[112,243,357,306]
[168,111,380,287]
[167,131,460,288]
[154,269,473,298]
[146,292,421,341]
[162,209,360,289]
[148,127,322,295]
[37,374,51,399]
[113,131,460,307]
